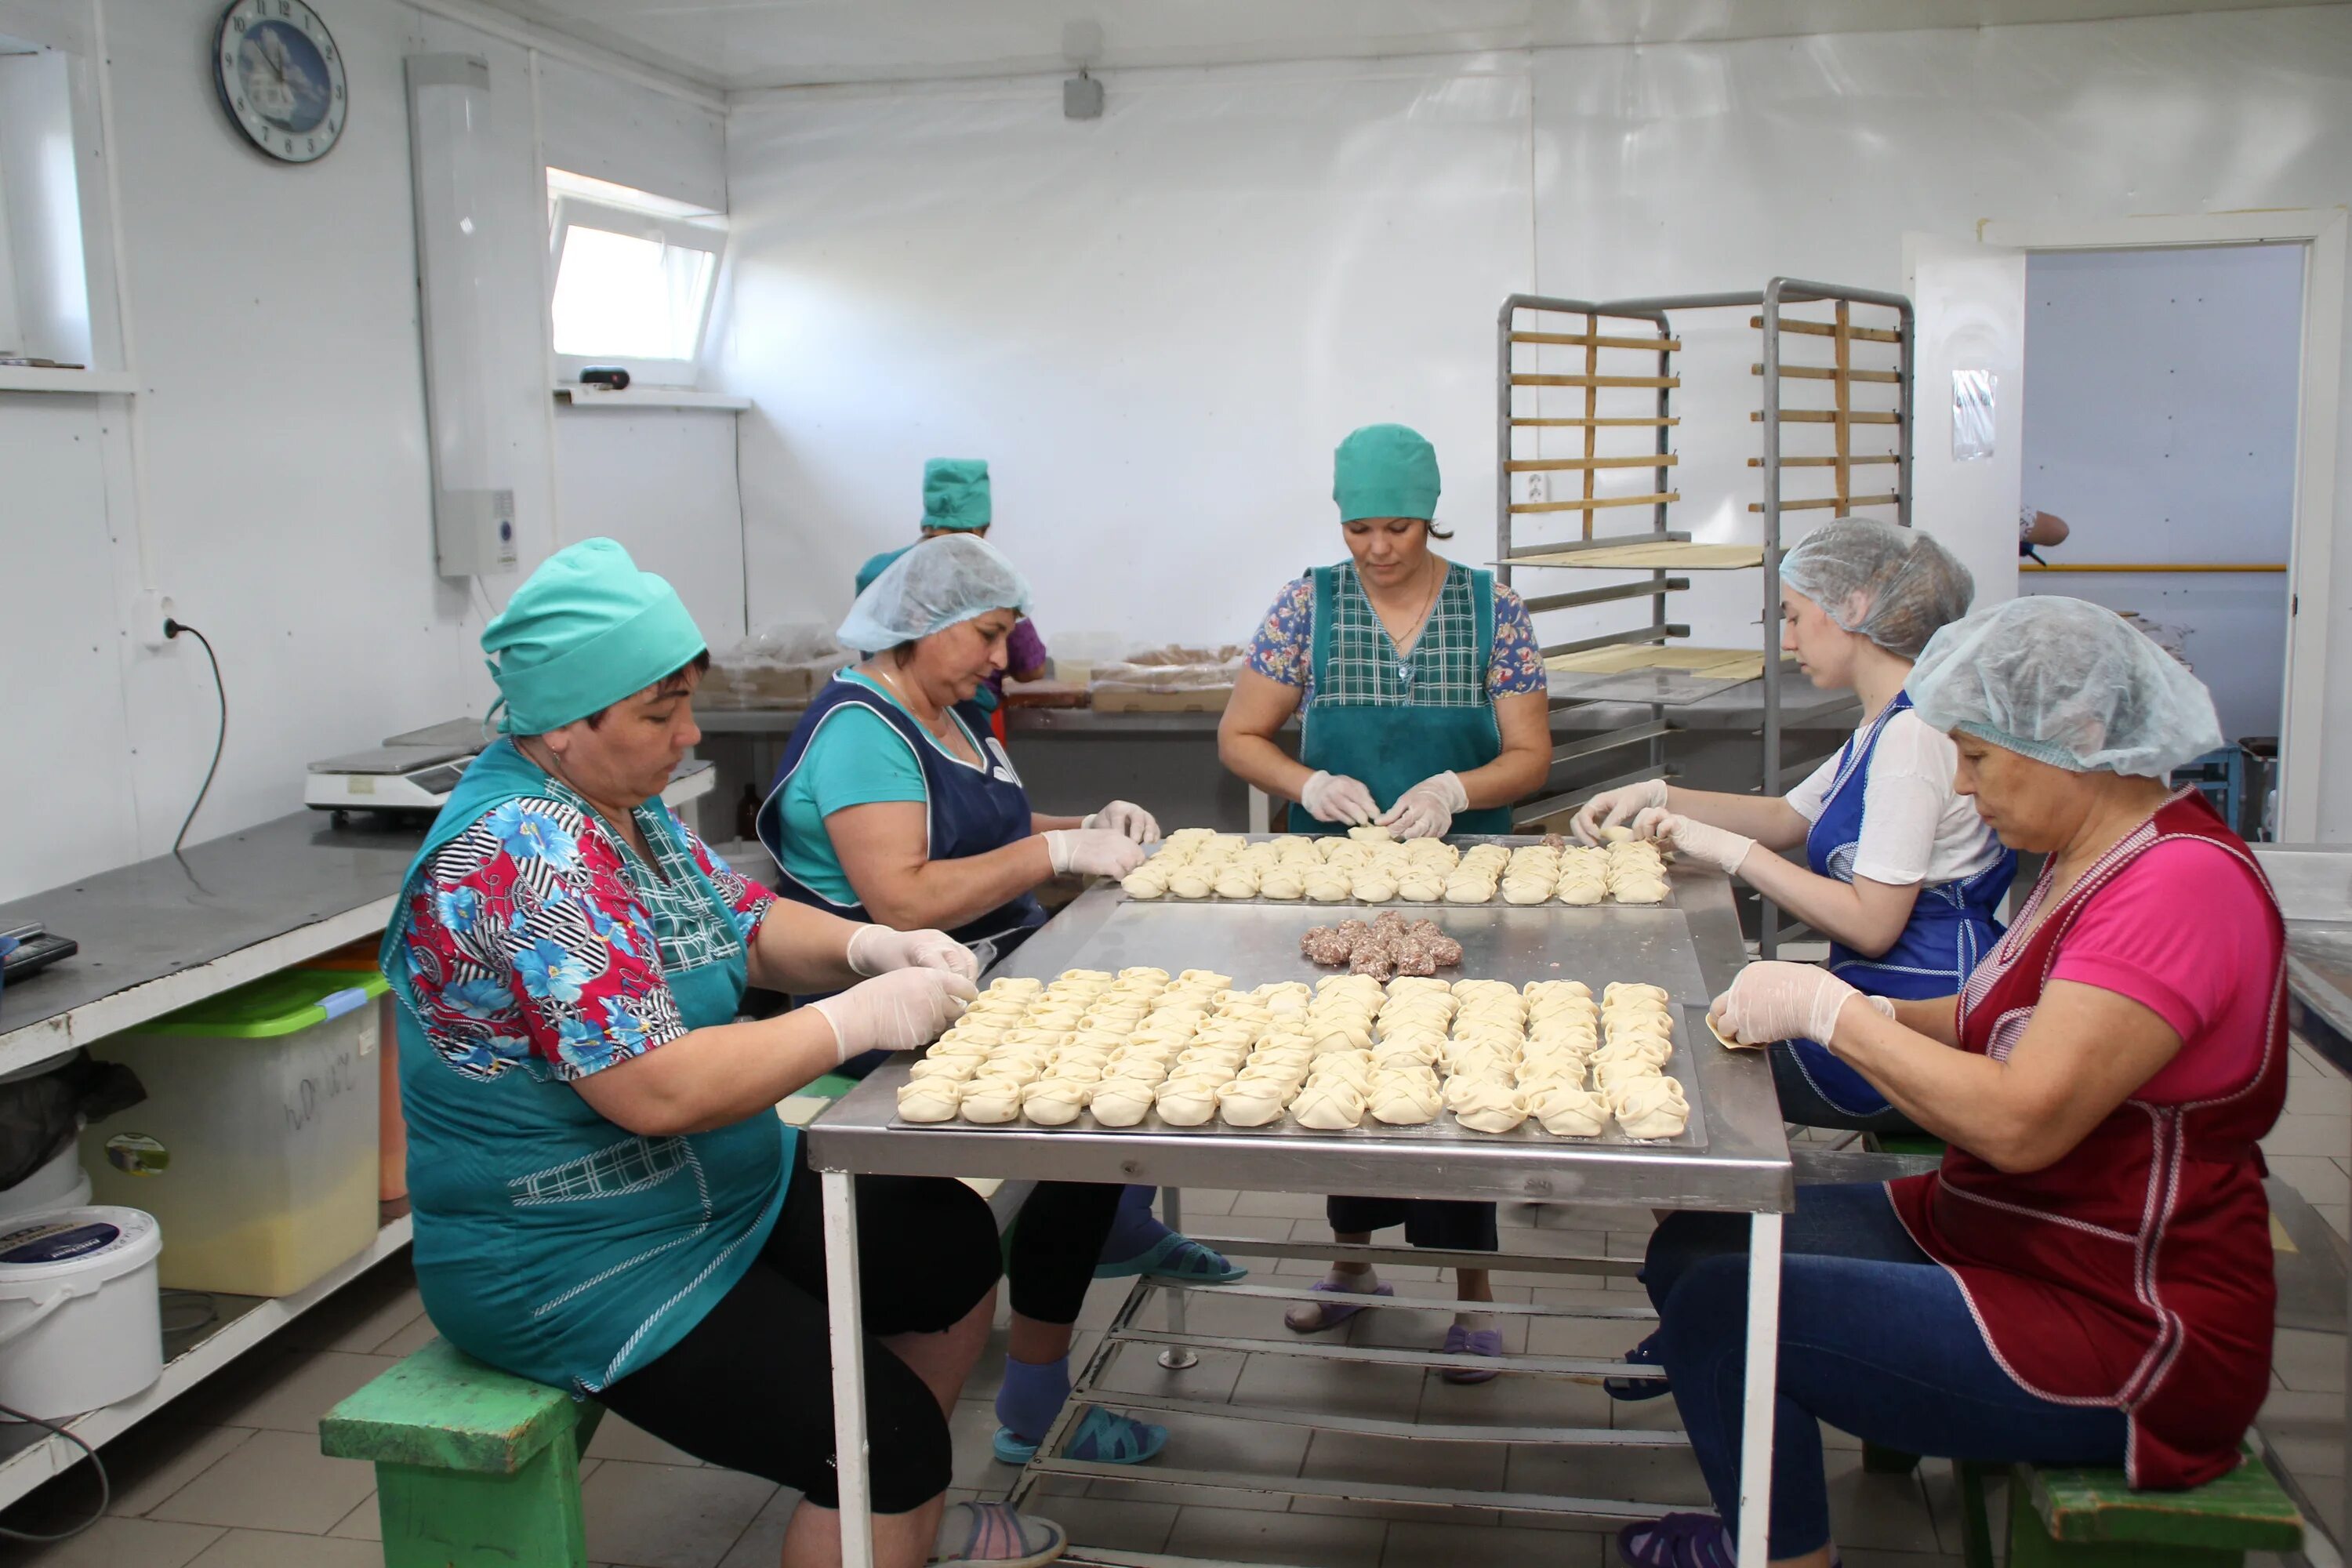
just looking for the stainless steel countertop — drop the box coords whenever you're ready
[807,859,1791,1213]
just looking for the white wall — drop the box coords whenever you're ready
[2020,245,2303,744]
[720,5,2352,833]
[0,0,733,902]
[554,407,746,644]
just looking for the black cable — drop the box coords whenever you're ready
[0,1398,109,1542]
[164,620,226,858]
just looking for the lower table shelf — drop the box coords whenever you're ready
[0,1214,413,1512]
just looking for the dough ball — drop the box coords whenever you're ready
[1021,1079,1090,1125]
[1526,1083,1610,1138]
[897,1080,962,1123]
[1291,1082,1367,1130]
[1211,867,1260,899]
[956,1076,1026,1123]
[1351,873,1399,904]
[1348,824,1396,843]
[1610,875,1671,905]
[1443,877,1493,905]
[1167,869,1215,899]
[1500,874,1555,906]
[1216,1080,1291,1127]
[1592,1033,1674,1068]
[1261,869,1307,901]
[1087,1077,1158,1127]
[1450,1081,1531,1134]
[1152,1083,1221,1126]
[1121,870,1168,899]
[1305,871,1356,903]
[1592,1057,1664,1092]
[1610,1074,1690,1139]
[1367,1075,1443,1125]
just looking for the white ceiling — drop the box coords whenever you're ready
[468,0,2329,92]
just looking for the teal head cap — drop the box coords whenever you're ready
[481,539,706,734]
[1333,424,1440,523]
[922,459,993,532]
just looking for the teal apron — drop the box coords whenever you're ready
[379,739,789,1394]
[1299,561,1512,837]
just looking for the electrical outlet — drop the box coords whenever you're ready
[1517,471,1549,506]
[135,590,176,650]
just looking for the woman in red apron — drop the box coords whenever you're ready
[1617,597,2279,1568]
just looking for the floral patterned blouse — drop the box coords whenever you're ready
[401,793,775,1083]
[1247,570,1548,705]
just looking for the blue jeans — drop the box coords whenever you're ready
[1643,1182,2127,1559]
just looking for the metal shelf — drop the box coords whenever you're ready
[0,1216,413,1512]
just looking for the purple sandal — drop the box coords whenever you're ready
[1283,1279,1392,1332]
[1617,1513,1736,1568]
[1439,1323,1504,1384]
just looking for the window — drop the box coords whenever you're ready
[546,169,724,387]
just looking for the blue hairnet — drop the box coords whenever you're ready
[1780,517,1973,659]
[1907,596,2223,778]
[837,533,1032,652]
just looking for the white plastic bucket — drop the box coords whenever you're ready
[0,1207,164,1418]
[0,1140,93,1225]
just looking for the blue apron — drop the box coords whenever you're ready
[379,739,789,1394]
[1783,693,2016,1116]
[1298,561,1513,837]
[759,672,1047,993]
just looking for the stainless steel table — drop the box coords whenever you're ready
[808,859,1792,1566]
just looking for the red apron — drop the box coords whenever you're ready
[1886,789,2284,1489]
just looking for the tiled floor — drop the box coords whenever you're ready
[8,1037,2347,1568]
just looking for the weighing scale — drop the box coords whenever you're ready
[304,719,716,822]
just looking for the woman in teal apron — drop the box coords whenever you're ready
[381,539,1067,1568]
[1218,424,1552,1379]
[766,533,1240,1468]
[1576,517,2013,1138]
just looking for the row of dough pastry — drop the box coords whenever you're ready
[895,969,1688,1139]
[1123,833,1667,906]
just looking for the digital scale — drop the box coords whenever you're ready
[305,719,716,822]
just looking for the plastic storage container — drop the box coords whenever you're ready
[300,941,410,1217]
[84,970,383,1296]
[0,1206,163,1418]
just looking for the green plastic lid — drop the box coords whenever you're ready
[136,967,390,1038]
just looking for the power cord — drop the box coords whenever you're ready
[163,619,226,858]
[0,1398,108,1542]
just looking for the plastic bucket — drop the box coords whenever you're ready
[0,1138,93,1225]
[0,1207,164,1418]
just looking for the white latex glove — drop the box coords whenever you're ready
[1081,800,1161,844]
[1630,808,1754,876]
[1708,962,1870,1050]
[845,924,982,983]
[1571,779,1669,844]
[1299,770,1380,827]
[1377,771,1468,840]
[808,968,978,1063]
[1044,828,1147,878]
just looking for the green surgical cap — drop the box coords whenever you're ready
[1333,424,1440,523]
[923,458,993,532]
[482,539,706,734]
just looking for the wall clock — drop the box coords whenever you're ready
[214,0,347,164]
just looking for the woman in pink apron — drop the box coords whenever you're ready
[1617,597,2280,1568]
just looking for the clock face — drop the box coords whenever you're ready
[214,0,347,164]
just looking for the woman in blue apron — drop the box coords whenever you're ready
[759,533,1240,1469]
[1576,517,2015,1133]
[382,539,1067,1568]
[1218,424,1553,1380]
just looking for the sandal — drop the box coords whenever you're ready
[1617,1512,1735,1568]
[931,1501,1069,1567]
[1603,1334,1672,1401]
[1094,1230,1247,1283]
[991,1406,1167,1467]
[1439,1323,1504,1385]
[1283,1278,1392,1332]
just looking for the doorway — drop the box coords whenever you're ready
[2016,244,2302,833]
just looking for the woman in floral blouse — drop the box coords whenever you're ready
[383,539,1069,1568]
[1217,423,1551,1380]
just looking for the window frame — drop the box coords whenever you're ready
[546,193,724,388]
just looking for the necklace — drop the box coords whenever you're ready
[1374,557,1445,688]
[870,665,966,749]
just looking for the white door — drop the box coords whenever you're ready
[1904,233,2027,608]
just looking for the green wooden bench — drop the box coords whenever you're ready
[1948,1448,2303,1568]
[320,1073,864,1566]
[321,1337,604,1568]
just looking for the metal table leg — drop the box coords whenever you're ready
[1247,786,1271,834]
[1156,1187,1199,1370]
[1736,1210,1784,1567]
[824,1171,877,1568]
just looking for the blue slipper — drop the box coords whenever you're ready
[1604,1334,1672,1401]
[1094,1230,1246,1283]
[992,1405,1168,1466]
[1617,1512,1735,1568]
[1283,1279,1393,1332]
[1439,1323,1504,1385]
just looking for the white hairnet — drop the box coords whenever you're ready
[837,534,1032,652]
[1907,596,2223,778]
[1780,517,1973,659]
